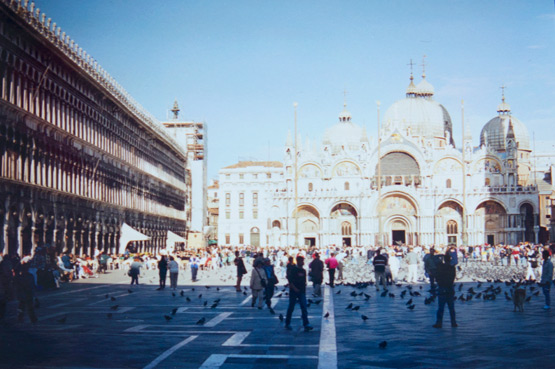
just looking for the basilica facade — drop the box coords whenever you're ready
[218,73,539,248]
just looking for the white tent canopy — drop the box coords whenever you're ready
[118,223,150,254]
[166,230,186,253]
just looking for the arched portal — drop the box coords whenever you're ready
[331,203,357,247]
[378,194,418,245]
[293,205,320,247]
[250,227,260,248]
[519,203,535,242]
[475,201,506,245]
[437,200,463,245]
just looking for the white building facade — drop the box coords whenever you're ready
[218,74,539,248]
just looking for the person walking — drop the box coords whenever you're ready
[423,247,438,293]
[14,264,37,324]
[309,252,324,297]
[405,247,419,283]
[540,249,553,310]
[0,255,14,324]
[157,255,168,290]
[263,258,278,311]
[373,249,388,288]
[250,259,267,309]
[129,257,142,285]
[324,253,338,288]
[285,255,313,331]
[433,253,458,328]
[168,256,179,290]
[190,254,200,282]
[234,251,247,292]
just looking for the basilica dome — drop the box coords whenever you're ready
[480,99,530,151]
[323,105,368,150]
[383,77,453,143]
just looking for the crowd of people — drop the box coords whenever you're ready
[1,241,554,327]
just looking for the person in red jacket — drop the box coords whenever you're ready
[324,253,338,287]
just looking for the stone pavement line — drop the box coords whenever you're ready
[240,295,252,305]
[142,335,198,369]
[318,285,337,369]
[48,298,87,308]
[45,285,106,297]
[205,312,233,327]
[199,354,319,368]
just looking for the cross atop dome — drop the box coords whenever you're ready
[171,100,180,119]
[406,59,417,97]
[497,85,511,115]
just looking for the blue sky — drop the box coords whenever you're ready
[34,0,555,178]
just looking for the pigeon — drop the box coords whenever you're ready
[324,312,330,318]
[336,290,342,295]
[111,296,116,301]
[110,305,119,310]
[314,300,322,305]
[407,304,415,310]
[276,293,283,298]
[533,291,540,296]
[196,317,206,325]
[203,301,208,307]
[57,315,67,324]
[164,315,173,322]
[243,291,247,296]
[525,296,531,302]
[186,297,191,302]
[346,303,353,310]
[217,287,220,291]
[205,286,211,289]
[350,291,358,297]
[380,291,388,297]
[192,288,195,291]
[198,294,202,299]
[172,292,176,297]
[105,294,109,299]
[171,308,178,315]
[210,303,218,309]
[180,290,185,297]
[128,289,133,294]
[406,299,413,306]
[361,315,369,321]
[458,284,463,292]
[352,306,360,311]
[279,314,284,322]
[269,308,275,315]
[379,341,387,349]
[107,313,113,319]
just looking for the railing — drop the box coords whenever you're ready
[3,0,185,157]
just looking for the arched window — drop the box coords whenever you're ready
[308,183,313,192]
[344,182,350,191]
[446,179,452,188]
[446,220,458,234]
[341,221,352,235]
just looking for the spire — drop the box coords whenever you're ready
[171,100,180,120]
[286,130,293,146]
[506,118,515,140]
[338,91,352,122]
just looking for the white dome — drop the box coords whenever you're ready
[480,114,530,151]
[383,97,452,140]
[415,78,435,96]
[323,107,368,149]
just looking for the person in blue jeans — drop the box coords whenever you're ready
[433,253,458,328]
[285,255,313,332]
[540,249,553,309]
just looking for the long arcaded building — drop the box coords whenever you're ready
[0,0,188,256]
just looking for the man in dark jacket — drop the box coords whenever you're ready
[423,247,438,293]
[309,253,324,297]
[157,255,168,290]
[373,249,388,288]
[433,253,457,328]
[285,255,313,332]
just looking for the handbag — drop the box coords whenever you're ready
[256,268,267,288]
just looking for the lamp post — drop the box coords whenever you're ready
[294,102,299,247]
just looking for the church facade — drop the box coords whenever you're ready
[218,73,539,248]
